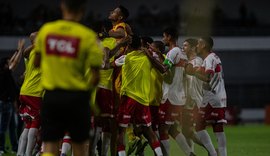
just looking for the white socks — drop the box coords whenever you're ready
[101,132,111,156]
[25,128,38,156]
[175,133,193,156]
[61,142,71,155]
[118,150,126,156]
[197,130,217,156]
[160,139,170,156]
[215,132,227,156]
[154,146,163,156]
[17,128,29,156]
[90,126,102,156]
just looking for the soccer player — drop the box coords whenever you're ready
[126,36,155,156]
[117,35,163,156]
[17,32,43,156]
[148,40,165,135]
[33,0,103,155]
[181,38,205,152]
[90,20,130,156]
[136,41,165,156]
[108,6,132,156]
[108,5,132,42]
[191,37,227,156]
[158,27,195,156]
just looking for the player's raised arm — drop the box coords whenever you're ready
[9,39,25,71]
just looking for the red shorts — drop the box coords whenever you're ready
[182,108,196,128]
[117,96,152,127]
[96,88,114,118]
[158,100,183,125]
[195,104,227,131]
[19,95,42,128]
[19,95,41,120]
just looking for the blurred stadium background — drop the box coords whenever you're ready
[1,0,270,124]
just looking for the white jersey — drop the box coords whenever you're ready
[185,56,204,109]
[201,52,227,108]
[161,47,187,105]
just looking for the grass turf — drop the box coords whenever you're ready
[141,124,270,156]
[3,124,270,156]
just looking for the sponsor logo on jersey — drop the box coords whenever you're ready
[46,34,80,58]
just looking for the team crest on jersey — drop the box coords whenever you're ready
[45,34,80,58]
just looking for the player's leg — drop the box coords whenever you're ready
[67,91,91,156]
[41,90,73,156]
[169,106,193,156]
[60,134,72,156]
[134,103,162,156]
[17,110,31,156]
[195,105,217,156]
[116,96,132,156]
[211,107,227,156]
[158,101,171,156]
[213,123,227,156]
[24,96,42,156]
[126,125,140,156]
[182,107,206,152]
[90,116,102,156]
[101,118,112,156]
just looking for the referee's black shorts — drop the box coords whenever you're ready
[41,89,91,143]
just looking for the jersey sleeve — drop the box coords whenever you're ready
[193,57,203,68]
[202,55,216,74]
[166,47,188,65]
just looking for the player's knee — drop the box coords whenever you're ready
[168,126,180,138]
[182,127,193,138]
[213,123,224,132]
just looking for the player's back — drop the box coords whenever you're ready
[36,20,103,91]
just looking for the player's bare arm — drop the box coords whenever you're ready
[109,36,131,58]
[142,48,168,74]
[23,44,34,59]
[184,63,200,76]
[90,66,100,87]
[34,52,41,67]
[9,39,25,71]
[109,27,126,39]
[194,68,212,82]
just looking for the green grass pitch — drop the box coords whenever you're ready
[3,124,270,156]
[142,124,270,156]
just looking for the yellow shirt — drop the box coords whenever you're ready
[20,49,43,97]
[121,50,152,106]
[112,22,127,37]
[98,37,116,90]
[149,68,163,106]
[35,20,103,91]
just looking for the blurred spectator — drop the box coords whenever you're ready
[0,39,24,155]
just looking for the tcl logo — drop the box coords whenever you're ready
[46,35,80,58]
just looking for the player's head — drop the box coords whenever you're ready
[61,0,87,20]
[182,38,198,54]
[162,27,179,45]
[149,41,165,54]
[197,36,213,54]
[129,35,141,50]
[141,36,153,48]
[30,32,38,44]
[108,5,129,22]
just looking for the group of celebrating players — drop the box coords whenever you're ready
[13,0,228,156]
